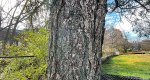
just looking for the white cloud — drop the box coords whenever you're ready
[0,0,16,11]
[114,16,140,41]
[114,17,133,32]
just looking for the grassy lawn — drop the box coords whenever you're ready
[102,54,150,79]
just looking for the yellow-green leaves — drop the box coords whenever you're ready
[0,28,48,80]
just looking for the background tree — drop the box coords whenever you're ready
[140,39,150,51]
[0,0,48,51]
[113,0,150,37]
[103,27,129,54]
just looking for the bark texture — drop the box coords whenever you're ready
[48,0,107,80]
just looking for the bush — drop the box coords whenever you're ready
[0,28,48,80]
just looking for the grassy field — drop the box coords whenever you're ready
[102,54,150,79]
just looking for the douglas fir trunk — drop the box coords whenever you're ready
[47,0,107,80]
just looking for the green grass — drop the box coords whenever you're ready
[102,54,150,79]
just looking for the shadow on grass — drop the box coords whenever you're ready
[102,55,119,64]
[102,54,150,80]
[101,74,143,80]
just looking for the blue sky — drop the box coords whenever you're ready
[107,0,114,4]
[105,0,142,42]
[105,12,140,42]
[105,0,150,42]
[105,12,120,28]
[1,0,148,42]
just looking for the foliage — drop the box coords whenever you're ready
[0,28,49,80]
[102,54,150,79]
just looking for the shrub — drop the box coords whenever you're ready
[0,28,48,80]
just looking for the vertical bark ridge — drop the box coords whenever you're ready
[48,0,107,80]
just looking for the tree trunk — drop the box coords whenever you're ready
[47,0,107,80]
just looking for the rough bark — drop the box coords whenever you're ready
[47,0,107,80]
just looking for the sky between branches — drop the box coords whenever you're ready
[0,0,148,42]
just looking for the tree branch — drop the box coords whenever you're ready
[0,56,35,58]
[134,0,150,11]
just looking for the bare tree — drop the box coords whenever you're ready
[0,0,47,49]
[103,28,127,53]
[140,39,150,51]
[0,6,2,28]
[113,0,150,37]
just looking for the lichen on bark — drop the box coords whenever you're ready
[47,0,107,80]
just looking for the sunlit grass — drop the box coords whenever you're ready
[102,54,150,79]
